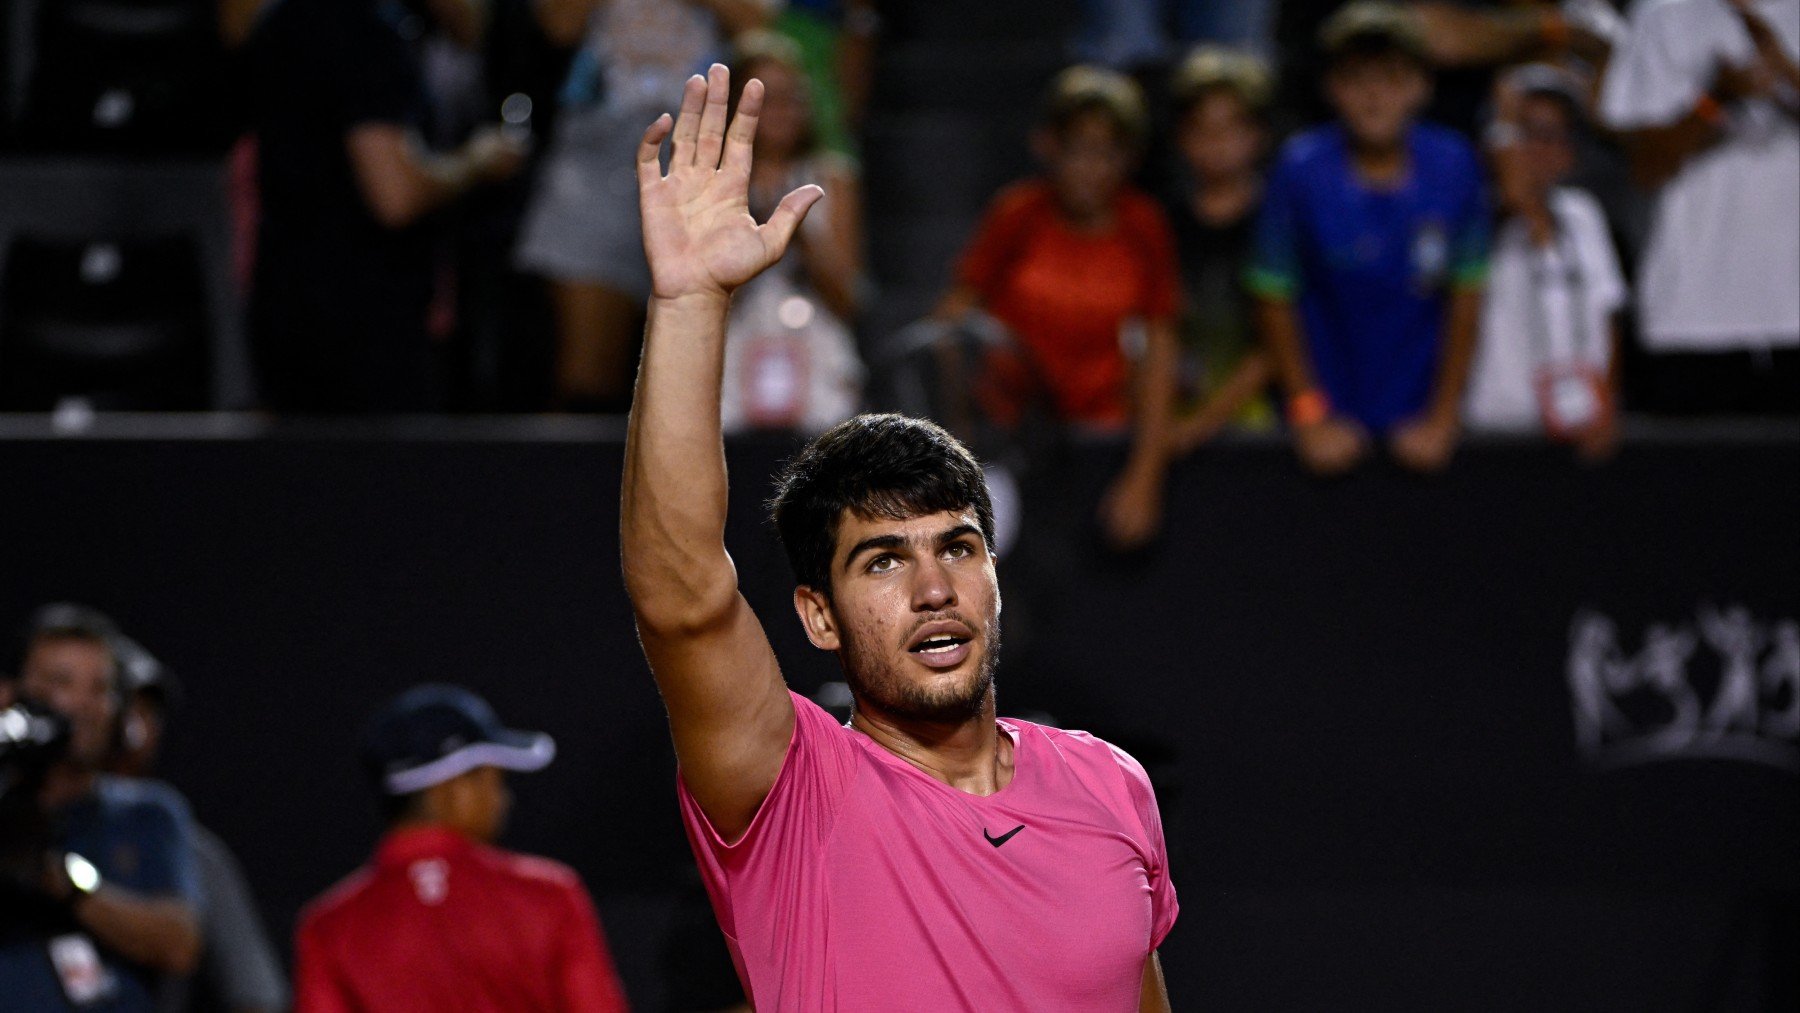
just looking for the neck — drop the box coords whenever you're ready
[850,687,1013,795]
[1194,172,1260,221]
[1349,134,1409,185]
[39,764,96,811]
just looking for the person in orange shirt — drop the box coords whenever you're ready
[935,66,1182,551]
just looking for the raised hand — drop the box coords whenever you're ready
[638,65,824,303]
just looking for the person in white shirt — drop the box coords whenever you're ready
[1600,0,1800,412]
[1471,66,1628,457]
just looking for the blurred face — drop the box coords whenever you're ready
[1326,54,1429,150]
[1177,91,1266,182]
[797,509,1002,725]
[19,636,118,768]
[441,765,511,843]
[1516,94,1576,191]
[749,58,811,159]
[1042,111,1133,222]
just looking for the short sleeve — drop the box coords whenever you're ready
[555,876,630,1012]
[676,692,861,935]
[1109,745,1178,950]
[1600,0,1744,129]
[1561,190,1627,315]
[1449,146,1491,289]
[956,184,1047,299]
[125,783,204,911]
[1247,154,1304,300]
[1125,196,1182,320]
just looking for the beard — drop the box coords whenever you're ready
[839,607,1002,725]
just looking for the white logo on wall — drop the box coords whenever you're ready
[1568,605,1799,772]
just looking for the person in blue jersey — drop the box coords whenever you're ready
[1249,2,1488,476]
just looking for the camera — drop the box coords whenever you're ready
[2,700,71,934]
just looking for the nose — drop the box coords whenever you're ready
[911,555,956,612]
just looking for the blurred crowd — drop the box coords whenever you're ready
[0,0,1796,467]
[1,603,641,1012]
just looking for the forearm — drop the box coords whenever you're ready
[1175,351,1273,454]
[621,293,740,627]
[1414,3,1560,67]
[1125,320,1179,475]
[1256,298,1317,399]
[1622,112,1727,188]
[1429,287,1483,420]
[695,0,773,36]
[74,888,201,975]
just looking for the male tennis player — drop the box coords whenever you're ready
[622,65,1176,1010]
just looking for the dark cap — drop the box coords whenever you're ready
[362,685,555,796]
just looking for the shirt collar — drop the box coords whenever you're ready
[374,825,473,867]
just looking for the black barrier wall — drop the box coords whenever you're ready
[3,427,1796,1009]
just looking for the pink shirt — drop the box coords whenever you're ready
[678,692,1178,1010]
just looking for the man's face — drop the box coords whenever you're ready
[799,508,1002,724]
[1326,55,1428,150]
[20,636,118,768]
[1043,111,1133,222]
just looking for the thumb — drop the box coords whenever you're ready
[761,184,825,257]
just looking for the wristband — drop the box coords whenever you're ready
[1694,94,1728,128]
[1287,389,1331,428]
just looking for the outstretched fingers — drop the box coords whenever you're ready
[760,184,825,258]
[637,114,672,188]
[694,64,732,170]
[722,78,764,176]
[668,74,707,167]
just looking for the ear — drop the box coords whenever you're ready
[793,585,841,651]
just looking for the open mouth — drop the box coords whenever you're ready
[909,633,972,655]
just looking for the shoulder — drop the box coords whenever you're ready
[985,179,1058,221]
[1020,722,1152,789]
[1413,122,1481,169]
[297,866,379,939]
[95,776,193,827]
[477,845,587,898]
[1275,126,1344,174]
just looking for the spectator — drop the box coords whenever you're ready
[518,0,777,412]
[720,33,866,434]
[0,604,203,1011]
[294,685,627,1012]
[244,0,525,413]
[109,640,290,1013]
[771,0,878,155]
[1600,0,1799,413]
[1250,3,1488,475]
[937,66,1181,550]
[1162,47,1281,455]
[1467,65,1626,458]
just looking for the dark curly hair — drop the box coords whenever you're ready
[769,414,995,593]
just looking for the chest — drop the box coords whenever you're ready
[822,769,1155,993]
[1002,226,1152,325]
[1303,178,1458,290]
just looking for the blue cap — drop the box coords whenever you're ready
[362,685,555,795]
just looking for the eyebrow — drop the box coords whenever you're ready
[841,523,986,573]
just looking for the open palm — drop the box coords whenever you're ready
[638,66,823,301]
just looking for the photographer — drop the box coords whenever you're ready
[1,604,202,1011]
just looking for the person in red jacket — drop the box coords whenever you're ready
[293,685,629,1012]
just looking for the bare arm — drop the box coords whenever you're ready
[1413,3,1565,67]
[622,67,821,842]
[1139,951,1171,1013]
[1171,350,1274,456]
[1257,296,1368,474]
[798,166,865,320]
[69,885,201,975]
[345,124,523,229]
[534,0,598,48]
[1099,317,1179,550]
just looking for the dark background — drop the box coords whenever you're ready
[2,424,1796,1009]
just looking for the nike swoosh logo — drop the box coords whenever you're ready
[984,824,1025,848]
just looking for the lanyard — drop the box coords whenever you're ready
[1522,216,1594,367]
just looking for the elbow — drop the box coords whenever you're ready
[622,554,741,638]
